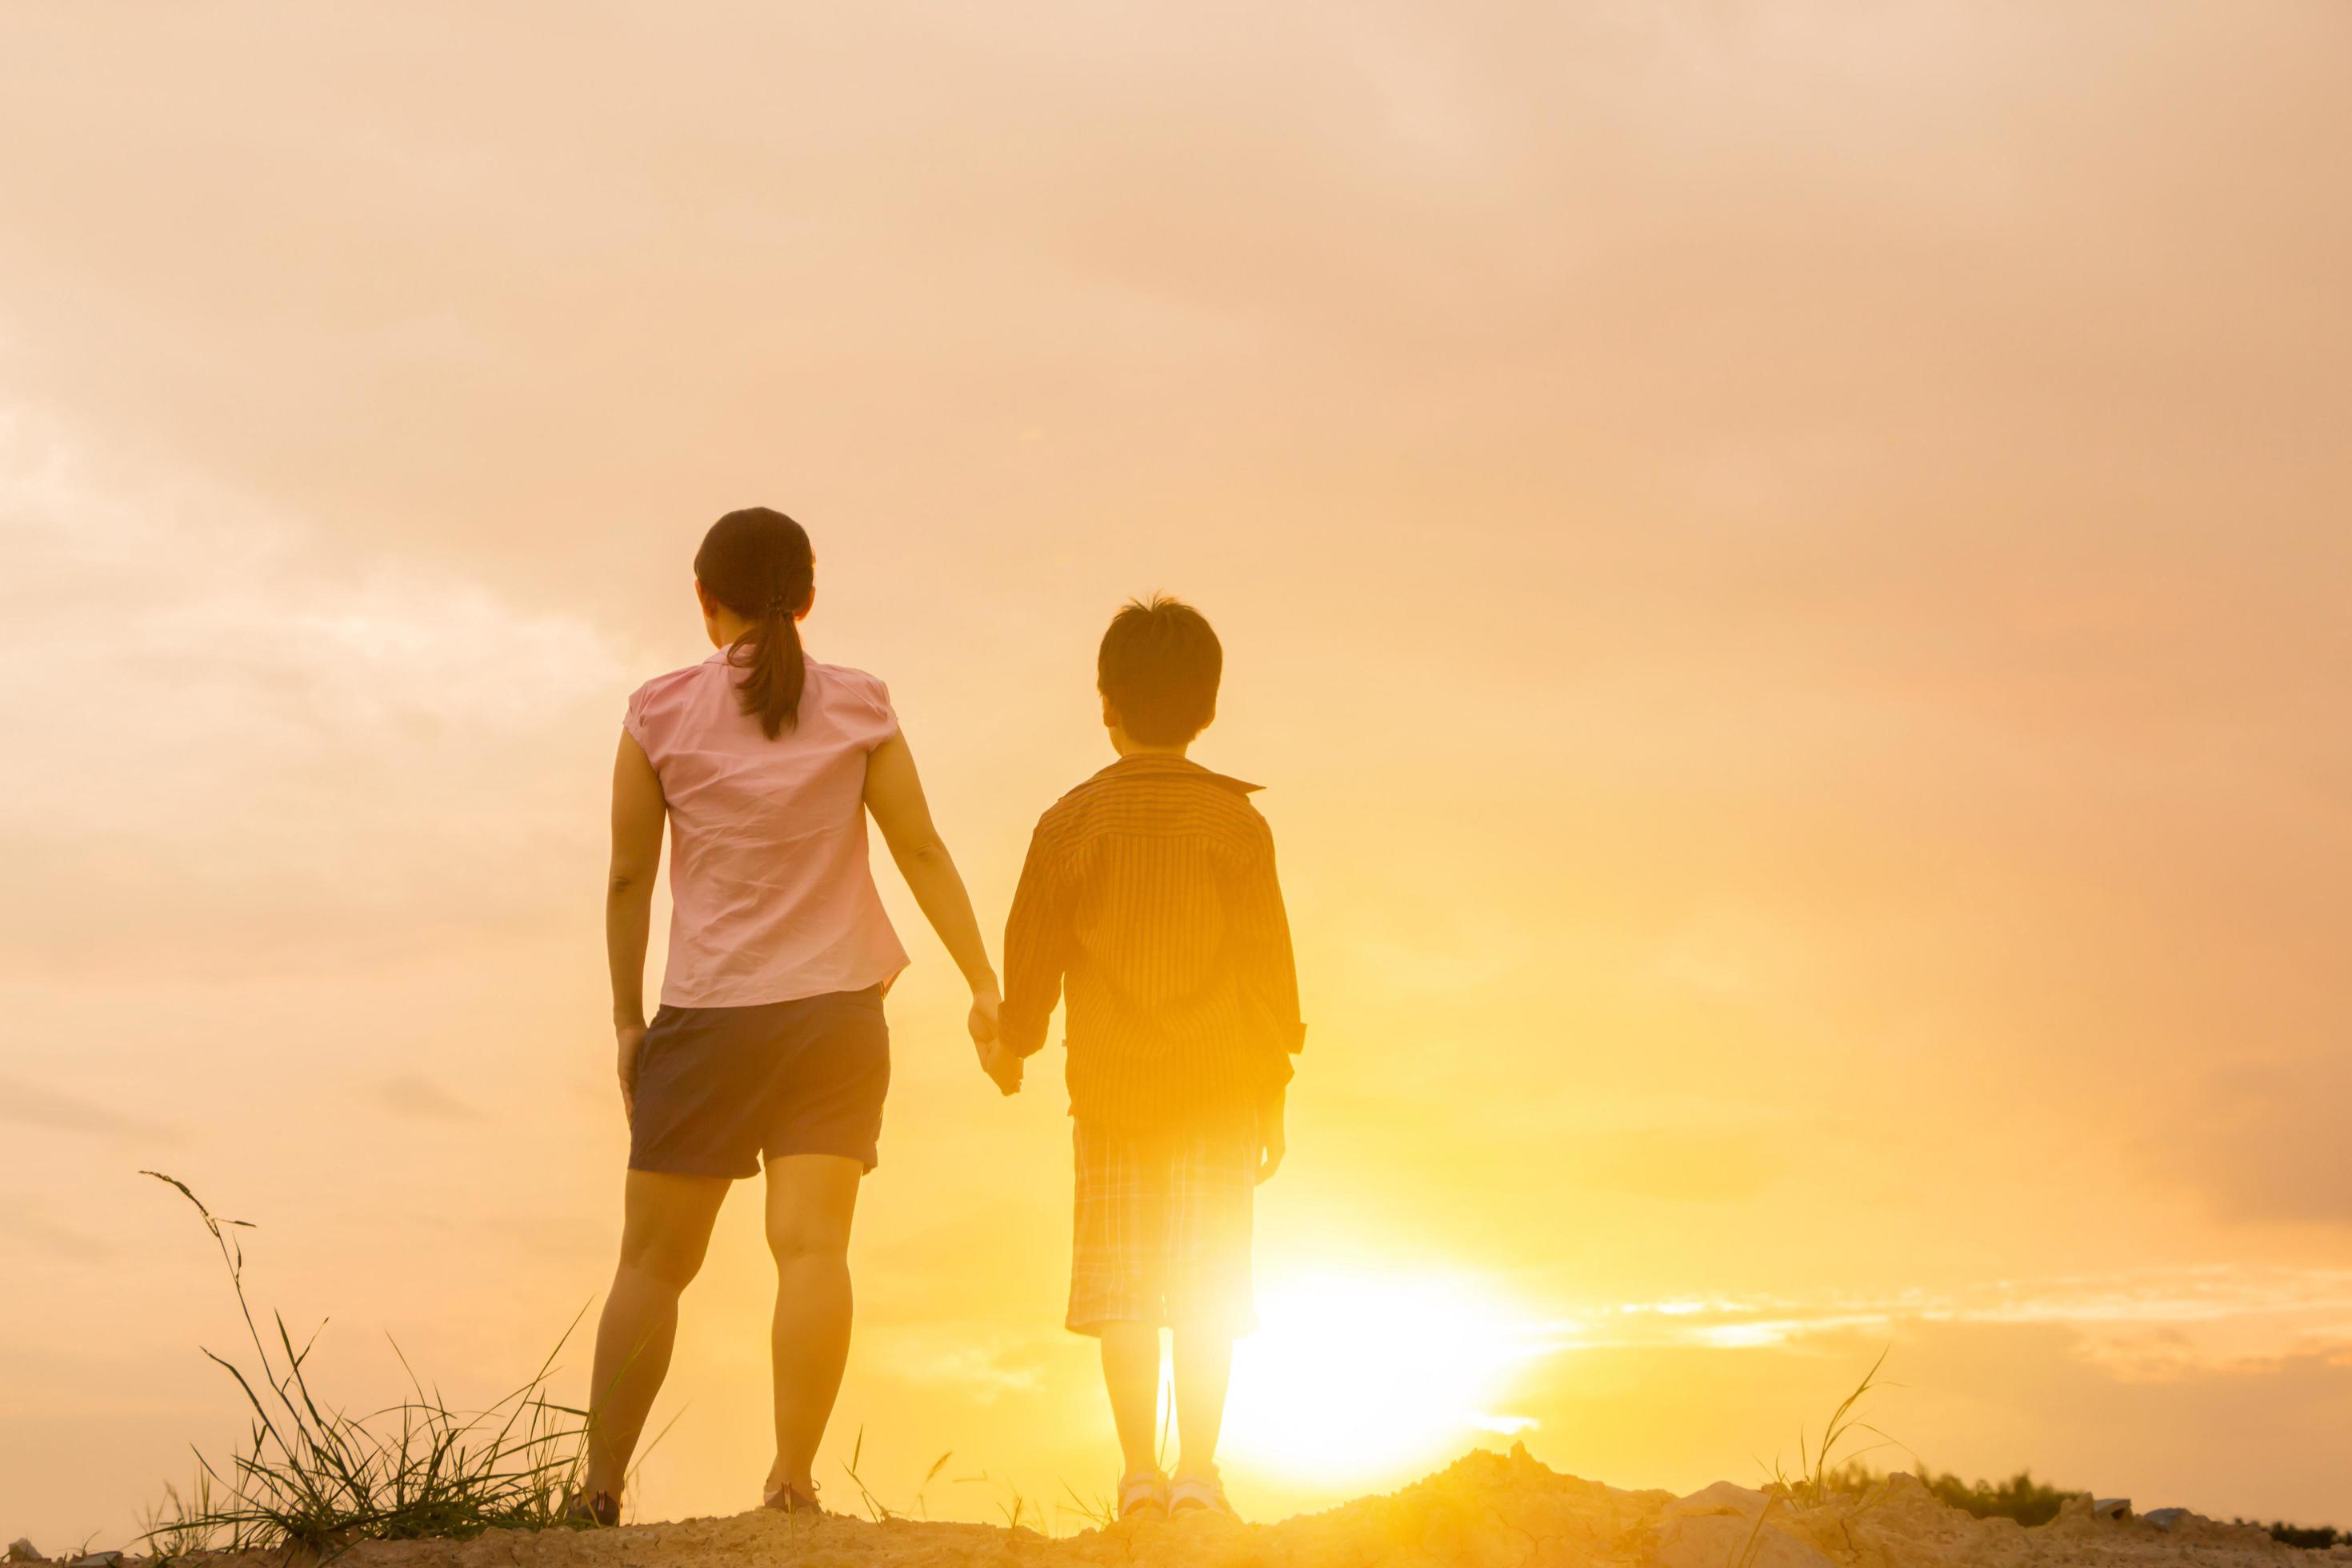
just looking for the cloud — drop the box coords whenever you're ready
[1550,1267,2352,1377]
[0,406,629,978]
[2157,1056,2352,1229]
[1557,1129,1782,1204]
[1508,1315,2352,1526]
[0,1207,117,1262]
[0,1075,177,1142]
[858,1328,1047,1401]
[376,1074,487,1124]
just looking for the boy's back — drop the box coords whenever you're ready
[992,594,1304,1521]
[1000,753,1302,1127]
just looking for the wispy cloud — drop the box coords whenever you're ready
[1539,1268,2352,1373]
[2154,1057,2352,1228]
[0,1206,117,1262]
[0,406,630,978]
[860,1328,1049,1401]
[0,1075,177,1142]
[377,1074,487,1123]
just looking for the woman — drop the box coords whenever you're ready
[578,506,1006,1522]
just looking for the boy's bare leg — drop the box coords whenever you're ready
[586,1170,731,1498]
[1170,1326,1234,1478]
[762,1154,864,1500]
[1098,1322,1164,1477]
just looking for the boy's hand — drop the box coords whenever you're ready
[981,1038,1025,1096]
[1255,1086,1287,1184]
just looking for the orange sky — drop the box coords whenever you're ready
[5,0,2351,1546]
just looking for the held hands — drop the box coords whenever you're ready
[967,986,1023,1096]
[980,1038,1025,1096]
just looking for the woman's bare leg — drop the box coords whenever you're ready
[762,1154,864,1499]
[584,1170,730,1499]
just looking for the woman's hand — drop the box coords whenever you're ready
[616,1021,649,1126]
[968,987,1022,1095]
[967,985,1002,1049]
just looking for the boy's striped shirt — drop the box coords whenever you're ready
[999,753,1304,1128]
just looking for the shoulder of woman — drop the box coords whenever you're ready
[629,660,710,708]
[625,658,722,734]
[808,659,894,709]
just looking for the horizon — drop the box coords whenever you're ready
[5,0,2350,1546]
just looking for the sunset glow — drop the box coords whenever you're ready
[1223,1273,1543,1483]
[6,0,2351,1549]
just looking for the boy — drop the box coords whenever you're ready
[989,594,1305,1522]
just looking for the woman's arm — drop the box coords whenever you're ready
[998,821,1070,1066]
[607,730,666,1122]
[862,730,1005,1059]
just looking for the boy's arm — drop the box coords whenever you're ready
[1233,816,1306,1091]
[999,821,1072,1062]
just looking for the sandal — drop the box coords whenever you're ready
[1118,1470,1168,1521]
[1169,1471,1234,1518]
[763,1482,826,1518]
[560,1490,621,1529]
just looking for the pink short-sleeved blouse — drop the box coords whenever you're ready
[623,650,910,1009]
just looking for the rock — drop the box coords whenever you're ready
[67,1554,122,1568]
[2094,1497,2132,1521]
[1656,1512,1837,1568]
[5,1542,39,1564]
[2146,1506,2191,1530]
[2040,1494,2109,1536]
[1669,1480,1773,1519]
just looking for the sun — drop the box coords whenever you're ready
[1219,1270,1542,1486]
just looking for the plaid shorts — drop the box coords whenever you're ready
[1066,1116,1258,1336]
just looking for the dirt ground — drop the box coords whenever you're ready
[48,1447,2352,1568]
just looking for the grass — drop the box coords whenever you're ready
[1746,1354,2087,1533]
[1920,1468,2082,1527]
[838,1428,899,1523]
[138,1472,222,1559]
[1765,1346,1897,1510]
[140,1210,2347,1559]
[1769,1444,2351,1549]
[139,1172,604,1558]
[1720,1350,1898,1568]
[914,1449,956,1519]
[1057,1478,1118,1533]
[2240,1519,2348,1550]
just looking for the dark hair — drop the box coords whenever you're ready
[694,507,814,739]
[1098,594,1222,745]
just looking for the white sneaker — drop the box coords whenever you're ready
[1169,1471,1235,1518]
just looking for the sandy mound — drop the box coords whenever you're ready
[41,1448,2352,1568]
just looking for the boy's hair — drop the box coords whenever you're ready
[1098,594,1222,745]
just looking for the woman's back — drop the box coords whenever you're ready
[590,505,1004,1522]
[626,651,908,1008]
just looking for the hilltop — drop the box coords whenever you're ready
[22,1446,2346,1568]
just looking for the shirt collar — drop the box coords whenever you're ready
[1085,752,1262,795]
[703,639,795,666]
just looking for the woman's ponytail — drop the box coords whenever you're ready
[738,588,809,739]
[693,508,815,739]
